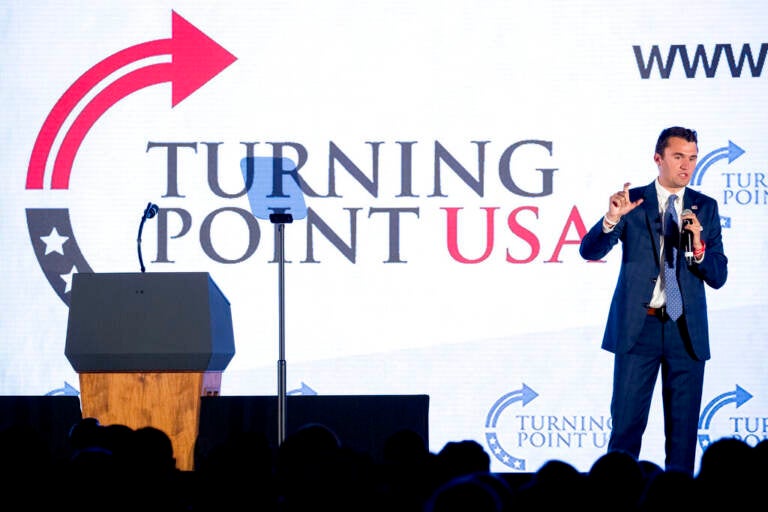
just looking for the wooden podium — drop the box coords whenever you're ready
[65,272,235,471]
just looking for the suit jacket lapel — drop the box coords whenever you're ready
[642,182,662,266]
[683,187,699,212]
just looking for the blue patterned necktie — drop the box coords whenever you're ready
[664,194,683,320]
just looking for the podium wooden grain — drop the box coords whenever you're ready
[79,371,222,471]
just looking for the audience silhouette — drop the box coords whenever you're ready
[0,423,58,509]
[1,416,764,512]
[512,458,589,508]
[637,466,695,511]
[587,450,645,511]
[694,436,758,508]
[193,429,277,511]
[379,427,439,512]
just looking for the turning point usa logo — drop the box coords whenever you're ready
[22,11,593,307]
[485,383,765,471]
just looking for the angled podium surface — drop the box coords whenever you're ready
[65,272,235,470]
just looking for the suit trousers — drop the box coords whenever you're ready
[607,313,705,475]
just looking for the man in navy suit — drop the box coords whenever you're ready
[580,126,728,475]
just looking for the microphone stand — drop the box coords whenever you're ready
[270,211,293,445]
[137,202,158,273]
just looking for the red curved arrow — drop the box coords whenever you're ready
[26,10,237,189]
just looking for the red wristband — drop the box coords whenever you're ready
[693,241,706,256]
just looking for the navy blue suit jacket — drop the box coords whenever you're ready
[580,181,728,360]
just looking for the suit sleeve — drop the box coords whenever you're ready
[579,216,622,261]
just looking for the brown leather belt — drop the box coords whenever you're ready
[647,306,667,319]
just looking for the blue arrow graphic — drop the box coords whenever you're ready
[287,382,317,396]
[486,383,538,428]
[44,381,79,396]
[692,141,745,186]
[698,385,752,429]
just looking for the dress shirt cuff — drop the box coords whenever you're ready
[602,215,620,232]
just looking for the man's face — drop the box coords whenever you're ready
[654,136,698,190]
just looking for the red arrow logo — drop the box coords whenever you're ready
[26,10,237,190]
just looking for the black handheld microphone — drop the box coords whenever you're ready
[681,208,694,265]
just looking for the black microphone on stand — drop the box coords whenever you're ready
[137,202,159,273]
[682,208,694,266]
[144,202,159,219]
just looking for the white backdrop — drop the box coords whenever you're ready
[2,0,766,473]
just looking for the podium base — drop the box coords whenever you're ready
[78,371,221,471]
